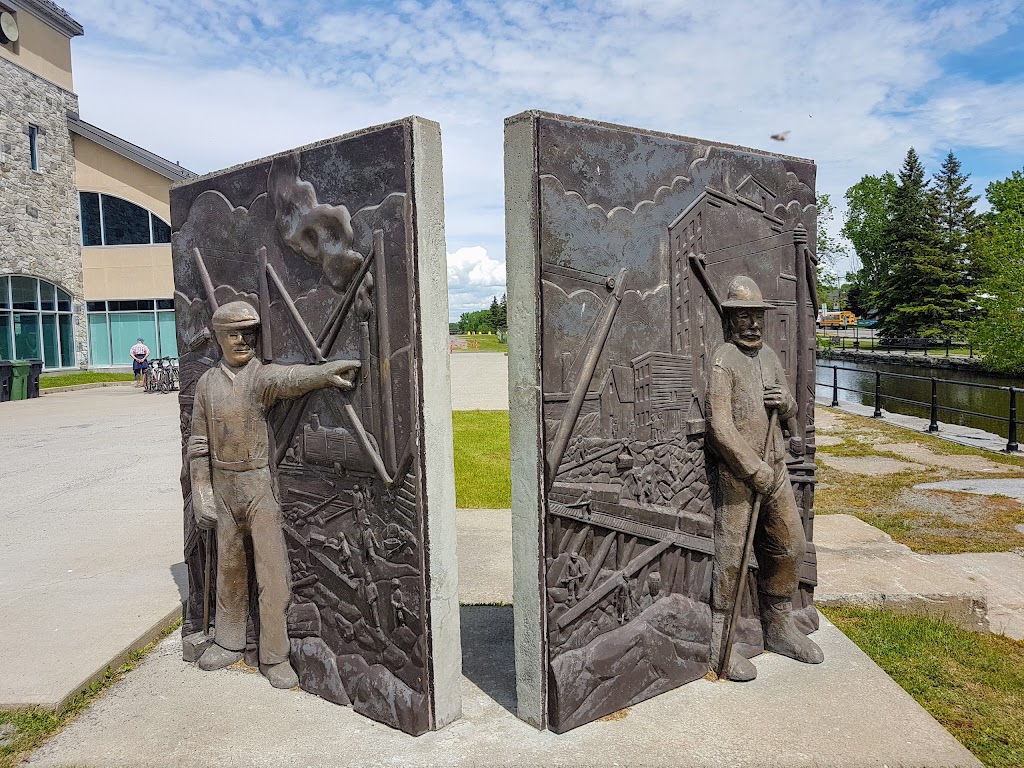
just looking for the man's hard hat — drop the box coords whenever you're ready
[720,275,774,310]
[211,301,260,331]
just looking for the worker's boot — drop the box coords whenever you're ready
[198,643,242,671]
[760,594,824,664]
[709,610,757,682]
[261,660,299,689]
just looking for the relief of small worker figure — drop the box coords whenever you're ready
[358,505,380,563]
[360,574,382,627]
[706,276,823,682]
[323,530,357,577]
[559,551,590,605]
[188,300,360,689]
[390,578,411,628]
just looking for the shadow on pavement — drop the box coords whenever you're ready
[460,605,517,715]
[171,562,189,602]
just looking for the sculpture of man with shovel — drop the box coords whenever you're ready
[706,276,823,682]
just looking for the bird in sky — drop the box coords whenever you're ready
[770,131,791,141]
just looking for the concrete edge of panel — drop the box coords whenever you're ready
[410,115,463,731]
[504,112,547,730]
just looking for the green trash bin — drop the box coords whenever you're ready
[10,360,30,401]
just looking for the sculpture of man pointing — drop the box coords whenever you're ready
[188,300,360,688]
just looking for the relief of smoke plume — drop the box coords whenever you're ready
[268,152,407,332]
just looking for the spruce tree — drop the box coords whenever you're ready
[877,147,962,338]
[929,151,981,333]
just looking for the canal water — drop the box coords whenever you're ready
[814,358,1023,441]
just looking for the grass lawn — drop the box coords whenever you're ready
[0,619,180,768]
[453,410,511,508]
[451,334,508,353]
[39,371,135,389]
[814,409,1024,554]
[824,606,1024,768]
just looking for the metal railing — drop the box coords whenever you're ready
[817,328,975,357]
[817,364,1018,452]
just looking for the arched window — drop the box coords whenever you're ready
[0,276,76,368]
[78,192,171,246]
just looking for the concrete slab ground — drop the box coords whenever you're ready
[456,508,513,604]
[0,388,185,709]
[814,515,989,633]
[449,352,509,409]
[25,612,981,768]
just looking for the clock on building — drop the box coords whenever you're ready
[0,11,19,44]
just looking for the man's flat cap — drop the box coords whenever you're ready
[212,301,261,331]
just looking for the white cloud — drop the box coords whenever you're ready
[59,0,1024,302]
[446,246,506,320]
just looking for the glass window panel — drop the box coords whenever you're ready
[156,299,174,310]
[87,301,106,312]
[80,192,102,246]
[151,215,171,244]
[14,312,41,359]
[101,195,151,245]
[11,276,37,310]
[109,300,155,312]
[88,313,111,366]
[41,314,59,368]
[29,125,38,171]
[56,287,72,313]
[39,281,56,311]
[0,277,9,309]
[0,312,11,360]
[158,311,178,357]
[59,313,75,367]
[110,312,156,365]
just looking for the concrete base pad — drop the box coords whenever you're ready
[26,609,979,768]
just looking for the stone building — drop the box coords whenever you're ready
[0,0,194,369]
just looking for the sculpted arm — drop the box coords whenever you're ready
[261,360,361,406]
[188,378,218,530]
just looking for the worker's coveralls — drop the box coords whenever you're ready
[189,358,334,665]
[706,341,804,612]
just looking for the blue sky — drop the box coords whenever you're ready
[60,0,1024,318]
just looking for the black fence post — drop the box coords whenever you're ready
[873,370,882,418]
[1008,387,1019,452]
[831,366,839,407]
[928,378,939,432]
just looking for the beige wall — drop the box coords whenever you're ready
[0,8,74,91]
[73,135,171,218]
[75,134,175,300]
[82,245,173,300]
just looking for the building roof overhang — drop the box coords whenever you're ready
[67,115,197,182]
[8,0,84,38]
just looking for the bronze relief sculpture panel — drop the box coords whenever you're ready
[171,118,459,735]
[506,112,821,733]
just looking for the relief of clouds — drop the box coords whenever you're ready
[172,188,274,304]
[541,281,670,394]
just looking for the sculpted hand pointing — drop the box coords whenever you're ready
[323,359,360,390]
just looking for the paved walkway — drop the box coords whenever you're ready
[449,352,509,410]
[0,388,184,709]
[819,396,1014,453]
